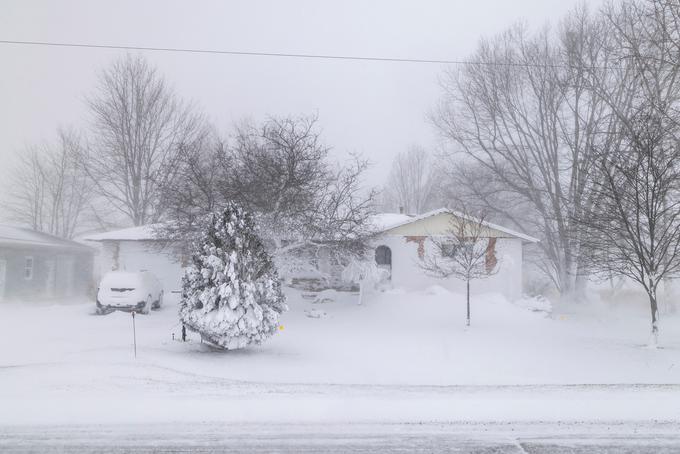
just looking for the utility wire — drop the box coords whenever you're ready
[0,39,604,69]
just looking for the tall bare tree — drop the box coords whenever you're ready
[384,145,438,214]
[82,54,205,226]
[579,0,680,346]
[224,115,330,240]
[155,129,223,244]
[159,115,378,274]
[434,7,615,299]
[222,116,377,253]
[4,129,91,239]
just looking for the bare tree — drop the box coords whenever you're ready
[4,129,91,239]
[223,116,377,252]
[579,0,680,346]
[224,115,330,241]
[384,145,438,214]
[155,129,223,249]
[434,7,615,300]
[160,115,378,276]
[581,109,680,347]
[421,209,499,326]
[82,54,205,226]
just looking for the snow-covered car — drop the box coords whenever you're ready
[96,271,163,315]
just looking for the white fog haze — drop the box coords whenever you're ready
[4,1,680,453]
[0,0,595,194]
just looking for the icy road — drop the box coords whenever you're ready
[2,423,680,453]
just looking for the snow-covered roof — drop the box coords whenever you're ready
[0,224,94,251]
[374,208,540,243]
[83,224,164,242]
[369,213,414,231]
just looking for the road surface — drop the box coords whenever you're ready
[2,422,680,453]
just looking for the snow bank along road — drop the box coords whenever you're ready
[2,422,680,453]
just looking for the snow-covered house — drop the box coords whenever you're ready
[370,209,539,300]
[84,209,537,301]
[84,225,184,298]
[0,225,95,301]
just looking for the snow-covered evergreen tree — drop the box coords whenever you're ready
[179,202,287,349]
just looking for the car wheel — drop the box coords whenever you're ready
[141,295,152,314]
[153,291,163,310]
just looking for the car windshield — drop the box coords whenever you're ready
[100,272,142,289]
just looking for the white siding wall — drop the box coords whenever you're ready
[372,235,524,300]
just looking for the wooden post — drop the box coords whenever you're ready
[131,311,137,358]
[466,279,471,327]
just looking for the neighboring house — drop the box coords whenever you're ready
[0,225,95,301]
[84,225,184,297]
[370,208,539,300]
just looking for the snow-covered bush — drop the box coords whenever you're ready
[341,258,387,286]
[179,203,287,349]
[342,258,388,304]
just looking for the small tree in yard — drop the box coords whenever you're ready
[421,210,498,326]
[579,109,680,348]
[179,203,287,350]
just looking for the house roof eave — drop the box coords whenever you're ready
[377,208,540,244]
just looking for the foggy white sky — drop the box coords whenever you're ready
[0,0,596,196]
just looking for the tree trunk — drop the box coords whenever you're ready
[358,280,363,306]
[555,265,573,304]
[648,286,660,348]
[574,269,588,302]
[466,279,471,327]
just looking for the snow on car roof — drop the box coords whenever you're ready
[100,271,145,286]
[83,224,165,242]
[101,270,143,278]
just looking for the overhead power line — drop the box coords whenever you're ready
[0,39,464,64]
[0,39,599,69]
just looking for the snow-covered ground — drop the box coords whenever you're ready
[1,286,680,426]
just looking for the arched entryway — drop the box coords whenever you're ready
[375,245,392,279]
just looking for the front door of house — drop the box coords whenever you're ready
[375,245,392,280]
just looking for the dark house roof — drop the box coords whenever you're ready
[0,225,94,253]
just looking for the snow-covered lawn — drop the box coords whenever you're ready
[1,286,680,425]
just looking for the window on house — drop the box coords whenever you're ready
[24,256,34,280]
